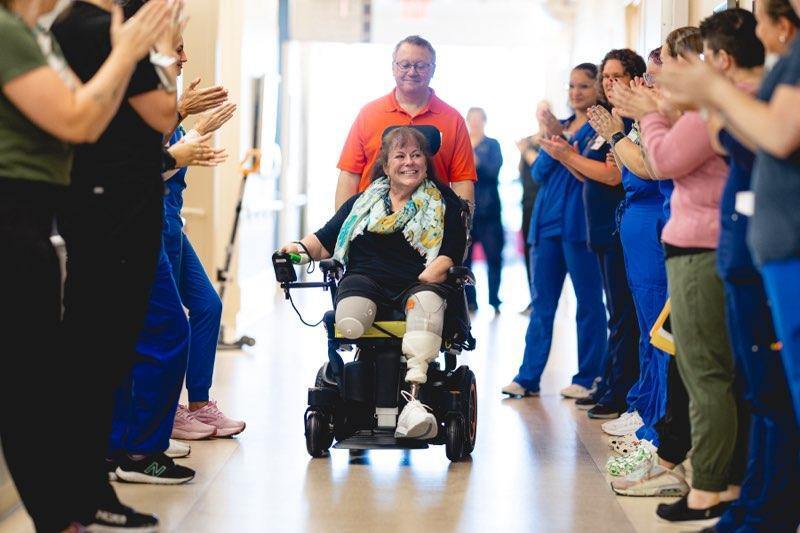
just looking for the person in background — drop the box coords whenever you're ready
[1,0,169,530]
[335,35,476,208]
[464,107,504,314]
[53,0,181,528]
[658,1,800,529]
[502,63,608,401]
[516,102,547,314]
[543,49,642,425]
[615,25,745,523]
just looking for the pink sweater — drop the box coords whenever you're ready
[640,111,729,249]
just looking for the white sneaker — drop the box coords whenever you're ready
[602,411,644,436]
[560,383,592,399]
[395,390,438,440]
[166,439,191,458]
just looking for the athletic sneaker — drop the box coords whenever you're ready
[501,381,538,398]
[587,404,619,419]
[86,502,158,532]
[115,453,195,485]
[190,400,246,437]
[606,442,654,477]
[165,439,191,459]
[574,394,597,410]
[559,383,592,399]
[172,404,217,440]
[608,433,640,455]
[656,495,729,526]
[611,463,690,497]
[601,410,643,436]
[395,390,438,439]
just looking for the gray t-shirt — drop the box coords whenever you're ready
[748,36,800,264]
[0,7,72,185]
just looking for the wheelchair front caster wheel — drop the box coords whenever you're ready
[445,415,466,461]
[305,411,333,458]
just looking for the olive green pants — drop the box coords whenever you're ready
[666,251,738,491]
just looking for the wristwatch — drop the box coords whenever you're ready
[610,132,626,147]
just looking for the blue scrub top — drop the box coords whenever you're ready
[164,128,187,236]
[473,136,503,219]
[580,125,624,250]
[528,117,604,246]
[717,128,756,274]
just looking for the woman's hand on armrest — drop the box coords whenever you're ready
[418,256,455,284]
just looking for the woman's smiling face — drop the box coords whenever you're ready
[385,140,427,191]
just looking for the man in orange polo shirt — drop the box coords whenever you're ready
[335,35,477,209]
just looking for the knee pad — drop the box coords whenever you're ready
[404,291,446,336]
[335,296,377,339]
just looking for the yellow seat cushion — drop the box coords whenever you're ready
[334,320,406,339]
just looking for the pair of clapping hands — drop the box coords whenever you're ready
[169,78,237,168]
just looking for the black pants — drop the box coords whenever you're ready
[655,356,692,465]
[58,182,163,524]
[594,242,640,412]
[0,178,71,532]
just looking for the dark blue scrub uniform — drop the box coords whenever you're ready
[711,125,800,530]
[618,165,670,445]
[465,136,504,310]
[581,126,639,415]
[515,119,607,392]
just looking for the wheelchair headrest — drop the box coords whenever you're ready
[381,125,441,156]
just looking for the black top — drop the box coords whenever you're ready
[315,184,467,294]
[52,1,163,191]
[748,35,800,264]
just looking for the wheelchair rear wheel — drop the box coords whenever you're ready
[462,370,477,455]
[305,410,333,457]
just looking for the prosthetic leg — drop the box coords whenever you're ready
[396,291,446,439]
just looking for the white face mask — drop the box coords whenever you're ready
[764,52,781,71]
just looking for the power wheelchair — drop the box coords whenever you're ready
[273,197,478,462]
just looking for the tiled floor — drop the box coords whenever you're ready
[0,263,691,532]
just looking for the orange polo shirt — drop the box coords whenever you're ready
[338,89,477,192]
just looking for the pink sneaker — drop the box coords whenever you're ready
[191,401,246,437]
[172,404,216,440]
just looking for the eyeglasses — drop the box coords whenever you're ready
[394,61,434,73]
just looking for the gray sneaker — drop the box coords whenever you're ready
[611,463,690,497]
[501,381,538,398]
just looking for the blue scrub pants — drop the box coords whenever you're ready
[715,268,800,532]
[760,258,800,430]
[515,236,607,391]
[594,241,640,412]
[465,214,505,310]
[619,201,670,444]
[164,227,222,402]
[110,246,190,454]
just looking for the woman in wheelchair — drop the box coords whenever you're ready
[280,127,467,440]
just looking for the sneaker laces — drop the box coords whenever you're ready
[201,400,222,416]
[401,390,433,412]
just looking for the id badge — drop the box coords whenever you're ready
[735,191,755,216]
[589,135,606,151]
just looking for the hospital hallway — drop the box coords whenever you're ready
[1,264,688,533]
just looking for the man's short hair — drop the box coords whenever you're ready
[467,107,487,121]
[393,35,436,64]
[700,8,765,68]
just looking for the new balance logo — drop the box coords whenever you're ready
[144,462,167,477]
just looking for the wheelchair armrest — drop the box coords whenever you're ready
[320,259,344,280]
[448,266,476,286]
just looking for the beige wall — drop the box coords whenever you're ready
[689,0,754,25]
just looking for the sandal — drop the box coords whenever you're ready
[606,444,652,477]
[608,433,640,455]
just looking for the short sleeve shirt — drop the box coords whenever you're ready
[338,89,477,192]
[52,1,163,190]
[748,36,800,264]
[0,7,72,185]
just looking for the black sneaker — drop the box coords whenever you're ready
[87,502,159,532]
[115,453,195,485]
[574,395,597,410]
[587,404,620,419]
[656,495,730,526]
